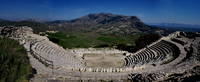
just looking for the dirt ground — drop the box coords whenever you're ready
[83,53,124,68]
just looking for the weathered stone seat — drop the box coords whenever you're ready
[124,40,180,66]
[31,41,85,68]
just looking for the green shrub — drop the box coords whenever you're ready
[0,37,32,82]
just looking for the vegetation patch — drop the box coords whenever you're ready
[0,37,32,82]
[46,32,141,49]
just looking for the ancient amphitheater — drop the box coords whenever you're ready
[0,26,200,82]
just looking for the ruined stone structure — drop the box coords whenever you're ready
[0,26,200,82]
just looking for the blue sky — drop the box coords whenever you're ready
[0,0,200,24]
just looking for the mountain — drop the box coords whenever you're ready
[149,23,200,32]
[0,18,10,22]
[0,13,167,35]
[20,18,47,23]
[0,19,5,22]
[48,13,165,35]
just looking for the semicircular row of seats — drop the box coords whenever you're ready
[30,41,85,68]
[124,40,180,66]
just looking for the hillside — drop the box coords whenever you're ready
[0,37,32,82]
[0,13,166,50]
[0,20,49,33]
[44,13,164,49]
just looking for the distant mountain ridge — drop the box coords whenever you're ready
[0,18,9,22]
[0,13,167,35]
[149,23,200,32]
[149,23,200,28]
[48,13,165,35]
[50,13,141,24]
